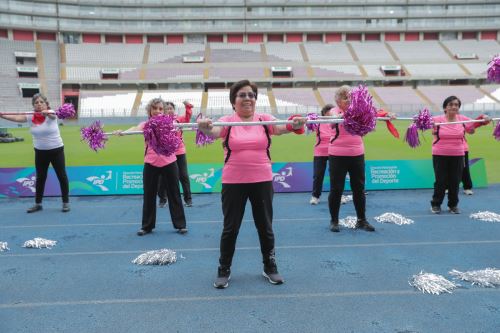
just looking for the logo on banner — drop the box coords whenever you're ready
[16,176,37,193]
[272,167,293,188]
[190,168,215,189]
[86,171,112,191]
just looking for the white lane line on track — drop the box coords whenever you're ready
[1,288,499,309]
[3,197,499,211]
[1,217,317,228]
[1,239,499,258]
[0,213,468,229]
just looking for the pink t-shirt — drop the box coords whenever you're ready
[218,113,277,184]
[175,134,186,155]
[174,108,192,156]
[328,107,364,156]
[313,123,332,157]
[463,135,469,153]
[138,122,177,167]
[174,121,186,156]
[432,114,473,156]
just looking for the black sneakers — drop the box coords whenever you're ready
[62,203,70,212]
[213,261,284,288]
[448,206,460,214]
[263,268,284,285]
[177,228,188,234]
[27,204,42,213]
[330,221,340,232]
[137,229,152,236]
[431,206,441,214]
[184,200,193,207]
[263,258,284,285]
[213,267,231,289]
[355,219,375,232]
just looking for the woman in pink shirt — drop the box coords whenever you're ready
[430,96,476,214]
[116,98,187,236]
[197,80,305,289]
[328,86,375,233]
[461,137,474,195]
[158,101,193,207]
[310,104,334,205]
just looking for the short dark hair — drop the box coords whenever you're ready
[321,104,334,116]
[229,79,258,110]
[165,101,175,110]
[442,95,461,110]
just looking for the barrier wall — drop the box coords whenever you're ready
[0,159,487,198]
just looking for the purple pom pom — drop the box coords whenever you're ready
[413,108,433,131]
[487,55,500,83]
[343,85,377,137]
[494,121,500,141]
[195,113,215,146]
[143,114,181,156]
[81,121,107,152]
[56,103,76,119]
[196,129,215,146]
[306,112,320,132]
[404,124,421,148]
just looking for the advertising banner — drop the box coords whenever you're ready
[0,159,487,198]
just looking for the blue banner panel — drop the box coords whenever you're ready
[0,159,487,198]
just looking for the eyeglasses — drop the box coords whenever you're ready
[236,92,257,99]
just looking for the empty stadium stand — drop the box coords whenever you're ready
[0,34,498,121]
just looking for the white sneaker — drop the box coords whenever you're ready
[463,189,473,195]
[309,196,320,205]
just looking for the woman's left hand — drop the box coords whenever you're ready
[482,115,492,125]
[291,116,306,130]
[41,110,55,119]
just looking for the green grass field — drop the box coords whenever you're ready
[1,122,499,183]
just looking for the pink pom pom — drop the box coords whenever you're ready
[413,108,433,131]
[306,112,320,132]
[56,103,76,119]
[143,114,181,156]
[487,55,500,83]
[493,121,500,141]
[404,124,421,148]
[80,121,107,152]
[343,85,377,137]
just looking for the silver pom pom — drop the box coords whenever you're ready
[341,195,353,205]
[374,212,414,225]
[339,216,358,229]
[449,268,500,288]
[409,271,458,295]
[469,211,500,223]
[132,249,177,265]
[22,238,57,249]
[0,242,9,252]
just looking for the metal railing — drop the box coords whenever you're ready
[2,103,499,128]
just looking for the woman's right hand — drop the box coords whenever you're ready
[197,118,213,133]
